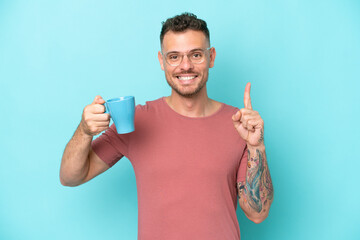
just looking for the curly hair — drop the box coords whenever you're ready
[160,12,210,46]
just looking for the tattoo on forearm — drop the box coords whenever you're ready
[238,148,273,213]
[258,128,264,144]
[237,182,245,200]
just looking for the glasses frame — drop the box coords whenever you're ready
[162,47,212,67]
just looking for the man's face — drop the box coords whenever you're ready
[158,30,216,98]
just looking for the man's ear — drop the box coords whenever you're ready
[158,51,164,71]
[209,47,216,68]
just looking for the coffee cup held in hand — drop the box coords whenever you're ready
[104,96,135,134]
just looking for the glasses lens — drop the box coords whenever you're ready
[166,53,182,66]
[189,50,205,64]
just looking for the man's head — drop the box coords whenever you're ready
[158,13,216,98]
[160,13,210,49]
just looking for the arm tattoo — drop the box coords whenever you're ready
[258,128,264,144]
[238,148,273,213]
[237,182,245,200]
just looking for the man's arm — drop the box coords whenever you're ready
[232,82,274,223]
[60,96,110,186]
[60,125,109,186]
[237,143,274,223]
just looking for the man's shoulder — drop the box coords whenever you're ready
[136,97,164,112]
[215,100,239,116]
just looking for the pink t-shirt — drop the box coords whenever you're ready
[91,97,248,240]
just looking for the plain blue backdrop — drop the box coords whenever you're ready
[1,0,359,239]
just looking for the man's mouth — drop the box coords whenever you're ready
[177,75,197,80]
[175,75,198,84]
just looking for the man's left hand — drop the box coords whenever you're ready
[232,82,264,147]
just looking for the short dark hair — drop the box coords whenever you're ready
[160,12,210,47]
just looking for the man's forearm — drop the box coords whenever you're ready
[238,143,274,222]
[60,123,93,186]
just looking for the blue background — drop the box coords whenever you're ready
[1,0,359,239]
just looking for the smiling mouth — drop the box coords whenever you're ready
[176,75,198,80]
[175,75,198,85]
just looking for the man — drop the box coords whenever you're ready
[60,13,273,240]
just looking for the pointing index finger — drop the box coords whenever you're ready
[244,82,252,109]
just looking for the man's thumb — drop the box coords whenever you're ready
[92,95,105,104]
[232,110,241,122]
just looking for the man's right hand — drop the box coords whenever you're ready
[80,95,110,136]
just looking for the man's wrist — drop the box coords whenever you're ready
[247,142,265,152]
[78,122,94,141]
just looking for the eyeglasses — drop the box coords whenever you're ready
[162,47,211,67]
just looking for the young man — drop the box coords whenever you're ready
[60,13,273,240]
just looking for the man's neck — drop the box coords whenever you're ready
[165,88,221,118]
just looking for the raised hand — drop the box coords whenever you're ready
[232,82,264,147]
[80,96,111,136]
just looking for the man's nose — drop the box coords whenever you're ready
[179,54,194,70]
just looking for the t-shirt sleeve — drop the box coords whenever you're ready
[91,123,130,167]
[236,144,248,183]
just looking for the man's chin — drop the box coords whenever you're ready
[166,78,207,98]
[172,86,203,98]
[175,91,197,98]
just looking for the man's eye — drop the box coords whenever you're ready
[191,52,203,59]
[168,54,179,60]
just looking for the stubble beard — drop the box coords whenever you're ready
[166,73,208,98]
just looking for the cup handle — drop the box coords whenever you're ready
[104,102,109,114]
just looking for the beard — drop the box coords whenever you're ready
[165,71,208,98]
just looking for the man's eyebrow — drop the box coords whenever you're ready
[166,48,204,54]
[165,50,179,54]
[189,48,204,52]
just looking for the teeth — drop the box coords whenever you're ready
[178,76,196,80]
